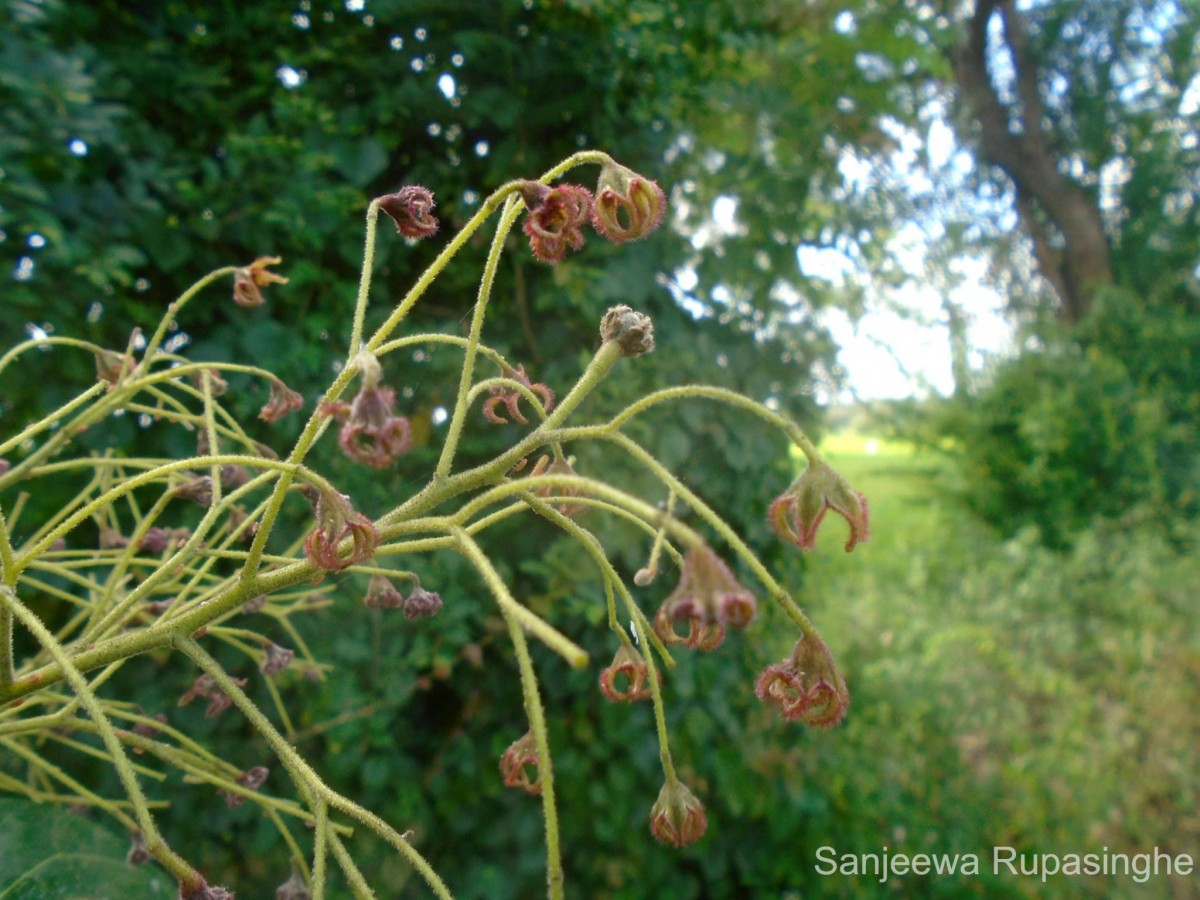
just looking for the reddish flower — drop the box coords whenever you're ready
[363,574,405,609]
[483,363,555,425]
[649,779,707,847]
[259,377,304,423]
[652,545,756,651]
[275,866,311,900]
[324,353,411,468]
[591,161,667,244]
[500,730,542,796]
[302,489,379,571]
[769,461,869,552]
[518,181,593,263]
[755,633,849,727]
[599,644,658,703]
[378,185,439,239]
[233,256,288,308]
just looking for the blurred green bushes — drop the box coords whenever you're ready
[927,284,1200,548]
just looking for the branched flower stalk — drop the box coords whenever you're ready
[0,150,869,897]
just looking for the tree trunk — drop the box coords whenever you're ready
[952,0,1113,323]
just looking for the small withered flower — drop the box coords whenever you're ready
[233,255,288,308]
[500,730,542,796]
[527,454,586,518]
[755,632,850,727]
[599,643,658,703]
[517,180,593,264]
[275,865,312,900]
[95,347,135,387]
[223,765,270,809]
[171,476,213,507]
[599,305,655,357]
[378,185,439,240]
[260,643,295,675]
[302,487,379,571]
[326,351,412,469]
[403,585,443,621]
[98,527,129,550]
[363,574,405,609]
[259,377,304,423]
[591,160,668,244]
[769,460,869,552]
[177,673,247,719]
[228,506,255,544]
[652,545,756,651]
[483,363,555,425]
[649,779,707,847]
[126,831,151,866]
[0,458,9,476]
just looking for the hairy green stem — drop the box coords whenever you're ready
[451,529,564,900]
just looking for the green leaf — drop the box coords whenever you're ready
[0,800,174,898]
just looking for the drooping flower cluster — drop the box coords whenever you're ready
[518,181,594,263]
[517,158,667,264]
[482,363,555,425]
[302,487,379,572]
[769,460,869,552]
[591,160,668,245]
[500,730,542,796]
[653,545,757,652]
[233,256,288,308]
[321,352,411,468]
[377,185,439,239]
[598,643,657,703]
[649,779,707,847]
[755,633,850,727]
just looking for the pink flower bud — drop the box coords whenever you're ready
[649,779,707,847]
[652,545,756,651]
[755,633,849,727]
[598,644,658,702]
[378,185,439,240]
[518,181,593,263]
[500,730,542,796]
[769,461,869,552]
[591,161,667,244]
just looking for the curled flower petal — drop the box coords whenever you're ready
[755,633,849,727]
[518,181,593,264]
[769,461,869,552]
[651,545,755,651]
[599,644,658,703]
[482,363,554,426]
[259,377,304,423]
[592,161,667,244]
[649,779,707,847]
[378,185,439,239]
[500,730,542,796]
